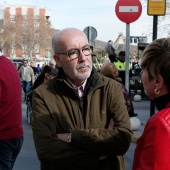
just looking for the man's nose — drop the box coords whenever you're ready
[79,50,87,61]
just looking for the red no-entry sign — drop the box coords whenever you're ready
[115,0,142,24]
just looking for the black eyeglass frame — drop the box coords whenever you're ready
[55,45,93,60]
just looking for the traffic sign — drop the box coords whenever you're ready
[115,0,142,23]
[83,26,97,46]
[148,0,166,15]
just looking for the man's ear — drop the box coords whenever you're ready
[53,54,62,67]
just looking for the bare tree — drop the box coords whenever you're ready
[2,6,56,61]
[0,19,7,52]
[141,0,170,39]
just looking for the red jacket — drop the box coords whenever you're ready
[133,106,170,170]
[0,55,23,140]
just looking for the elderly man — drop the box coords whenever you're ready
[48,59,58,76]
[32,28,133,170]
[49,59,56,69]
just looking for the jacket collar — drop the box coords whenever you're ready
[153,93,170,111]
[57,66,104,92]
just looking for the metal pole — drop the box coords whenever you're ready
[150,15,158,117]
[125,23,130,91]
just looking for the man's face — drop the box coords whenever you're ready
[119,55,125,62]
[23,61,28,67]
[49,62,55,69]
[30,62,34,67]
[54,32,92,86]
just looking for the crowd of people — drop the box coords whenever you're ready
[17,59,58,100]
[1,28,170,170]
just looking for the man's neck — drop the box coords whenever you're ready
[67,78,87,88]
[119,60,125,63]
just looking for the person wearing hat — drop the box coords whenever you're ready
[114,51,132,86]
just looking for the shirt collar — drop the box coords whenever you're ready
[66,78,87,91]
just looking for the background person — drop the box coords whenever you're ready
[30,61,37,76]
[0,54,23,170]
[32,65,57,90]
[100,62,137,117]
[114,51,132,86]
[106,40,117,63]
[49,59,56,69]
[49,59,58,75]
[133,37,170,170]
[32,28,133,170]
[18,59,35,101]
[36,64,42,74]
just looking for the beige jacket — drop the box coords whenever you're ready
[19,66,34,82]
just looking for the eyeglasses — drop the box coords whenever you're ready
[55,45,93,60]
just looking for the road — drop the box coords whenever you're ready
[13,96,40,170]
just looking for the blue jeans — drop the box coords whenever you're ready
[22,81,32,96]
[0,137,23,170]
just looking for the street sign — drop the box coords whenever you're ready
[115,0,142,23]
[83,26,97,46]
[148,0,166,15]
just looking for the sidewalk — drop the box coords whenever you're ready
[125,98,154,170]
[132,99,151,139]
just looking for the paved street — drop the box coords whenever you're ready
[13,93,153,170]
[125,99,151,170]
[13,96,40,170]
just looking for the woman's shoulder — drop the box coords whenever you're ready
[148,108,170,127]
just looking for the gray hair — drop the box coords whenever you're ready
[52,31,61,54]
[49,59,56,65]
[141,37,170,91]
[52,28,87,54]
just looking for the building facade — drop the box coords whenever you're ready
[2,4,53,64]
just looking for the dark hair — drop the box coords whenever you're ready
[119,51,125,56]
[42,65,51,73]
[23,59,28,63]
[108,40,112,43]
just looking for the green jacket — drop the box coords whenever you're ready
[32,67,133,170]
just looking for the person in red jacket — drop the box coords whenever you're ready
[0,54,23,170]
[133,37,170,170]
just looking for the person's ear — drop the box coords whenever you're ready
[53,54,62,67]
[155,75,163,89]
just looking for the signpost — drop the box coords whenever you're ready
[148,0,166,15]
[115,0,142,24]
[115,0,142,91]
[83,26,97,46]
[147,0,166,117]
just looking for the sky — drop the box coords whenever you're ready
[1,0,169,43]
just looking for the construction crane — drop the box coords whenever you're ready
[113,33,125,51]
